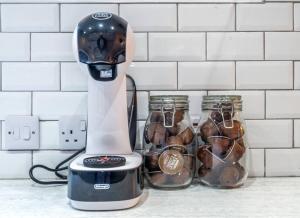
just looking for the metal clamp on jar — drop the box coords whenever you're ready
[143,95,196,189]
[197,95,249,188]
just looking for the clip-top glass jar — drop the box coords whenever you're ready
[197,95,248,188]
[143,95,196,189]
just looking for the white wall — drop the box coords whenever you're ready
[0,1,300,178]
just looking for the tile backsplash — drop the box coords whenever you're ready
[0,1,300,179]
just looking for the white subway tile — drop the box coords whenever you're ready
[61,62,87,91]
[178,4,235,31]
[266,91,300,118]
[134,33,148,61]
[128,62,177,90]
[2,63,60,91]
[0,33,30,61]
[33,92,87,120]
[265,32,300,60]
[246,120,293,148]
[1,4,59,32]
[295,4,300,30]
[249,149,265,177]
[236,61,293,89]
[136,120,146,150]
[0,93,31,120]
[207,32,264,60]
[60,4,118,32]
[0,151,32,179]
[120,4,177,31]
[295,62,300,89]
[178,62,235,90]
[266,149,300,176]
[33,150,75,179]
[150,91,206,118]
[40,121,59,150]
[137,92,149,120]
[208,91,265,119]
[31,33,73,61]
[237,3,293,31]
[149,33,205,61]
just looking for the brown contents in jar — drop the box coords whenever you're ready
[218,120,244,140]
[197,145,225,169]
[145,123,167,145]
[149,172,167,185]
[178,127,194,145]
[165,167,191,185]
[144,151,160,172]
[200,118,220,142]
[207,136,232,158]
[150,111,163,123]
[223,140,246,163]
[218,163,245,188]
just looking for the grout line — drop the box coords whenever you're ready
[205,32,207,61]
[234,3,237,31]
[59,62,62,91]
[58,3,61,32]
[31,92,33,116]
[293,119,295,148]
[293,3,295,32]
[264,90,267,119]
[176,3,179,32]
[29,33,32,62]
[118,3,120,15]
[0,60,298,63]
[234,61,237,90]
[31,150,33,167]
[263,32,265,60]
[147,32,149,61]
[0,2,269,5]
[293,61,295,90]
[176,62,178,90]
[264,149,266,177]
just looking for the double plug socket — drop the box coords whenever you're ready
[59,115,87,150]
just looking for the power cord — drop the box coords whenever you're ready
[29,148,85,185]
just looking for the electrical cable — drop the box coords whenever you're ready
[29,148,85,185]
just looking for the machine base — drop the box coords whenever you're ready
[67,153,143,211]
[69,195,142,211]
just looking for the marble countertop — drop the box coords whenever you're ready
[1,178,300,218]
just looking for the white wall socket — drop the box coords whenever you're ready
[59,115,87,150]
[3,115,40,150]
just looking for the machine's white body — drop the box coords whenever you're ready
[72,24,135,155]
[68,14,142,211]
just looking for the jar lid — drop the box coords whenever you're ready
[149,95,189,110]
[202,95,242,111]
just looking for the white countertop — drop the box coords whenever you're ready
[1,178,300,218]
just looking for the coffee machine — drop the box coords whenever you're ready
[68,12,143,211]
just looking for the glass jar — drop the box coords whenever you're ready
[197,95,248,188]
[143,95,196,189]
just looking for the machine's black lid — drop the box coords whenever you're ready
[77,12,127,65]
